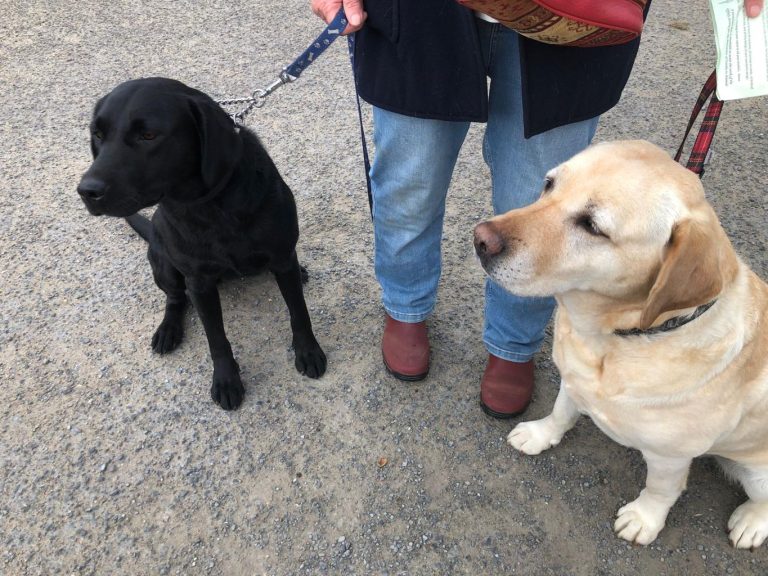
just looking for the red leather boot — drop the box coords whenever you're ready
[381,315,429,381]
[480,355,534,418]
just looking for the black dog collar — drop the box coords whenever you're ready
[613,299,718,337]
[185,164,239,207]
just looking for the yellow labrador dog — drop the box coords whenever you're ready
[473,140,768,549]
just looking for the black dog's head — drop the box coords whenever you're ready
[77,77,242,217]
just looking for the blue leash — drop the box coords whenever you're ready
[216,9,373,215]
[346,25,373,216]
[216,9,349,124]
[284,9,349,79]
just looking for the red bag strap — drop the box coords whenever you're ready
[674,71,724,178]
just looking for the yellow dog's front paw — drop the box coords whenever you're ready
[728,501,768,549]
[614,497,668,545]
[507,419,563,455]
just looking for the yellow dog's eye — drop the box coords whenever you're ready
[576,214,606,238]
[543,176,554,192]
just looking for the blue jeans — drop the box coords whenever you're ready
[370,21,598,362]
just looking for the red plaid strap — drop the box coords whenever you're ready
[674,71,724,178]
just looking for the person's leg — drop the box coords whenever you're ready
[371,107,470,321]
[370,107,470,379]
[479,21,599,414]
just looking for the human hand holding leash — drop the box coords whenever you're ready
[312,0,366,34]
[744,0,763,17]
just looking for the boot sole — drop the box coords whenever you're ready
[480,397,529,419]
[383,355,428,382]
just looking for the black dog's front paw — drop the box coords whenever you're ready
[210,362,245,410]
[294,337,327,379]
[151,321,184,354]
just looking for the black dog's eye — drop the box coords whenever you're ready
[575,214,606,238]
[139,131,157,141]
[543,176,554,193]
[93,129,104,140]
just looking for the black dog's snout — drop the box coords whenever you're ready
[77,177,107,202]
[474,221,506,260]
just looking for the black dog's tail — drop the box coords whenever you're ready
[125,213,152,243]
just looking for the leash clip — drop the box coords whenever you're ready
[216,8,346,126]
[260,70,296,100]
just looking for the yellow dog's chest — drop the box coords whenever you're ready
[552,319,686,449]
[551,314,740,454]
[553,328,620,423]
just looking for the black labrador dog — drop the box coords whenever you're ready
[77,77,326,410]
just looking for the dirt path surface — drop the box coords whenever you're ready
[2,1,767,574]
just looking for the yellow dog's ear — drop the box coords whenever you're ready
[639,218,736,329]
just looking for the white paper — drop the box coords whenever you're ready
[709,0,768,100]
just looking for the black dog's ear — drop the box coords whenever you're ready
[188,96,243,190]
[89,94,108,158]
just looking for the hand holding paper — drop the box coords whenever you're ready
[710,0,768,99]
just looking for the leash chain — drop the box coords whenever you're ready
[216,9,348,126]
[216,72,295,125]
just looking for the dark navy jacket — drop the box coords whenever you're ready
[352,1,647,138]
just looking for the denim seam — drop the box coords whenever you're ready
[384,306,434,323]
[484,340,535,363]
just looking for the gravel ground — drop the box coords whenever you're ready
[2,1,767,575]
